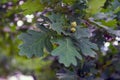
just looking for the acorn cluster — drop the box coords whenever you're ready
[70,21,77,32]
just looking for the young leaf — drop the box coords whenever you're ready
[101,19,117,28]
[51,38,82,67]
[18,30,52,58]
[87,0,106,15]
[21,0,44,14]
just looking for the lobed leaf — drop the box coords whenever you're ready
[73,27,98,57]
[18,25,52,58]
[48,13,66,34]
[51,38,82,67]
[76,38,98,57]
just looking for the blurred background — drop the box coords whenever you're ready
[0,0,57,80]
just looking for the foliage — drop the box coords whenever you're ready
[51,38,82,67]
[21,0,44,14]
[18,26,53,57]
[86,0,106,15]
[0,0,120,80]
[18,0,99,67]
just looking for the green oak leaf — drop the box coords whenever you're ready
[18,29,52,58]
[73,27,98,57]
[48,13,66,34]
[21,0,44,14]
[77,38,98,57]
[51,38,82,67]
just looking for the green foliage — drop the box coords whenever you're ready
[87,0,106,15]
[0,0,17,4]
[51,38,82,67]
[62,0,75,5]
[18,0,120,68]
[21,0,45,14]
[48,13,66,34]
[114,7,120,13]
[77,38,98,57]
[73,27,99,57]
[18,25,53,58]
[0,0,8,3]
[101,19,117,28]
[73,27,90,39]
[1,0,120,80]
